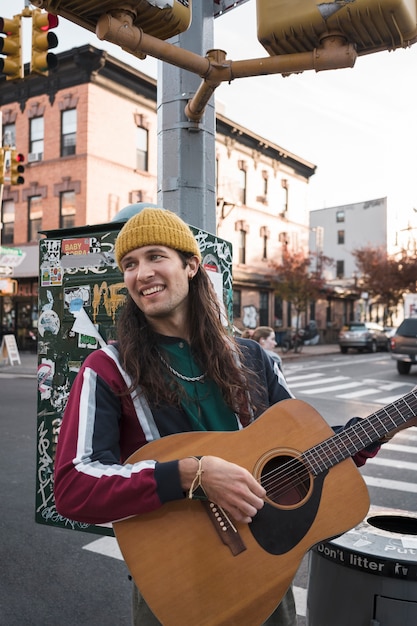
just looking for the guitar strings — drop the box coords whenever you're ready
[257,394,417,502]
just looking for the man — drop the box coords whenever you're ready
[54,207,379,625]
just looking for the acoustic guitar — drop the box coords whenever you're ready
[113,394,417,626]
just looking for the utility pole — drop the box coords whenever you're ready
[158,3,216,234]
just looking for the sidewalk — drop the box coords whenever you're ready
[280,342,340,362]
[0,342,340,377]
[0,351,38,377]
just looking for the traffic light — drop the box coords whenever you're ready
[0,14,23,81]
[257,0,417,57]
[10,150,24,186]
[33,1,191,41]
[31,9,59,76]
[0,147,5,185]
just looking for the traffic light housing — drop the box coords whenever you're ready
[257,0,417,57]
[0,14,23,80]
[31,9,59,76]
[30,0,191,41]
[10,150,25,186]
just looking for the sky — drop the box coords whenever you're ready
[4,0,417,218]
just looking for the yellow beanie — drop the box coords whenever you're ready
[114,207,201,269]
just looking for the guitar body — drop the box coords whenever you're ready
[113,399,370,626]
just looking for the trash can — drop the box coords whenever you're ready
[307,507,417,625]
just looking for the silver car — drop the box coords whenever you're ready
[338,322,389,354]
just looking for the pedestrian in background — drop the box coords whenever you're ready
[252,325,283,371]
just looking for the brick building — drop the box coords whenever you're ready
[0,44,316,349]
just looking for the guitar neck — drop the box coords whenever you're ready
[304,389,417,475]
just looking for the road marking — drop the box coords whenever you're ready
[287,375,349,389]
[374,393,413,404]
[284,372,323,382]
[305,381,362,394]
[366,457,417,471]
[362,380,408,390]
[337,388,382,399]
[363,475,417,493]
[285,367,414,404]
[83,535,123,560]
[383,443,417,454]
[294,586,306,617]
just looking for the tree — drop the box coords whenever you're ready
[352,245,417,322]
[269,249,332,329]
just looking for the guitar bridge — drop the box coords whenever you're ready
[202,501,247,556]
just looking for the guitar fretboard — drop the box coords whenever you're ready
[303,389,417,475]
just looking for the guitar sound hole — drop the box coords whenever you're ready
[260,455,311,506]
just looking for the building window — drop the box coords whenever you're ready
[28,195,43,241]
[2,123,15,147]
[233,289,241,319]
[279,231,288,246]
[262,170,268,197]
[281,178,289,215]
[237,161,247,205]
[136,126,149,171]
[337,230,345,244]
[336,260,344,278]
[274,294,283,328]
[1,199,15,244]
[260,226,270,260]
[336,210,345,223]
[237,227,247,264]
[29,117,44,160]
[61,109,77,157]
[259,291,269,326]
[262,234,268,260]
[59,190,76,228]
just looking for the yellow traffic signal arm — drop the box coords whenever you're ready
[95,10,357,123]
[29,2,417,123]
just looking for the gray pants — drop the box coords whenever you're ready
[132,583,297,625]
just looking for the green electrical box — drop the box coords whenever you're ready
[35,218,232,535]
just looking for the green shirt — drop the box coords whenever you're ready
[158,339,240,432]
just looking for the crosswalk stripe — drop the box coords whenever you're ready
[363,475,417,493]
[337,388,383,399]
[383,443,417,454]
[304,381,361,394]
[83,535,123,560]
[366,457,417,471]
[375,393,411,404]
[287,376,348,389]
[294,586,306,617]
[284,372,323,382]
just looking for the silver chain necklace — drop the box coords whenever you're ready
[157,350,207,383]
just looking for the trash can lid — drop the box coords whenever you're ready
[313,507,417,580]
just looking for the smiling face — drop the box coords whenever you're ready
[120,245,199,338]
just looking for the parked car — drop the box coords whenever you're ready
[383,326,397,350]
[338,322,389,354]
[390,318,417,374]
[383,326,397,339]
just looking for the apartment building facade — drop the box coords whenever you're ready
[309,198,388,328]
[0,44,316,349]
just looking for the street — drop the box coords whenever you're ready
[1,349,416,625]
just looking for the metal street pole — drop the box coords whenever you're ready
[157,3,216,233]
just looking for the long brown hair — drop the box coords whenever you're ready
[117,252,256,425]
